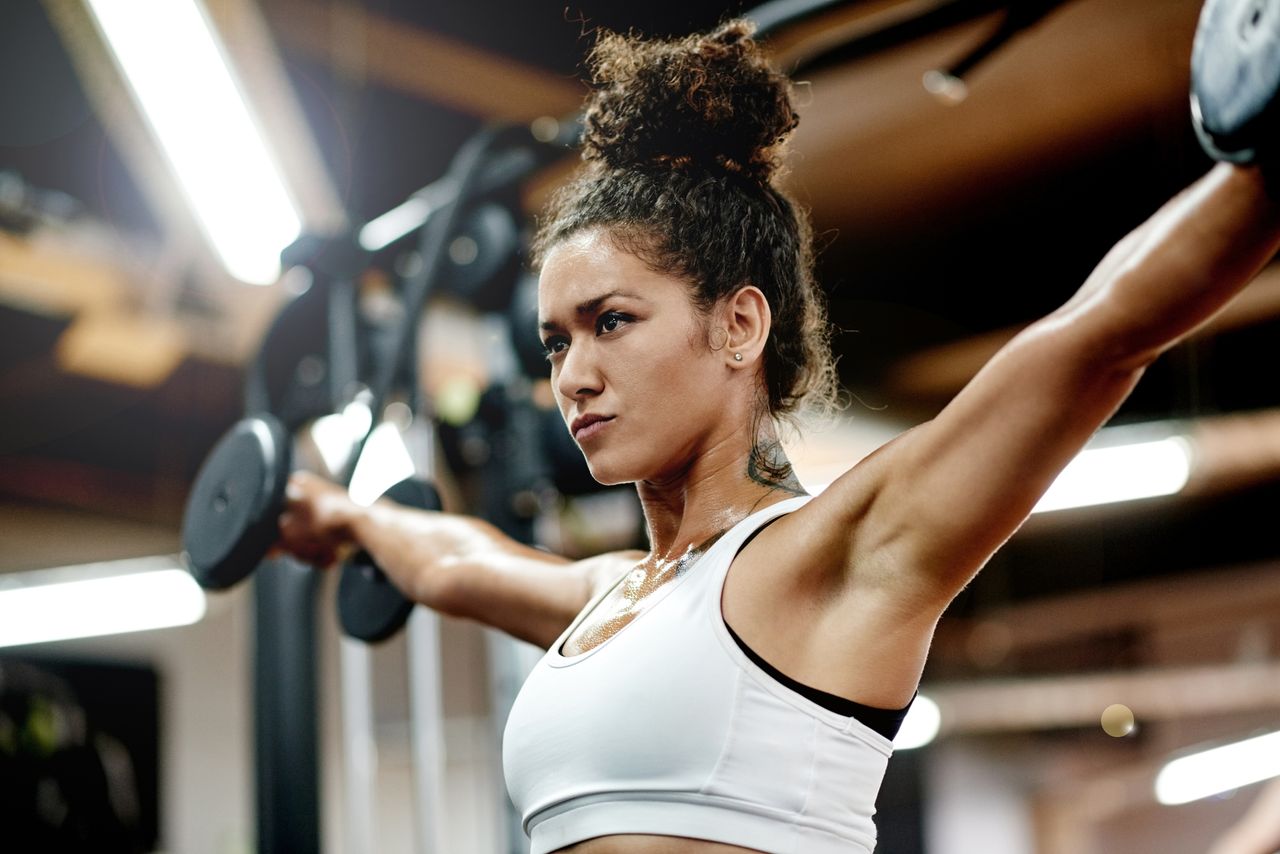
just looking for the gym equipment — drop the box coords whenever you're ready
[244,232,370,434]
[337,479,442,642]
[182,124,564,623]
[439,201,523,313]
[181,415,291,590]
[1191,0,1280,165]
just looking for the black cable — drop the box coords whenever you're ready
[748,0,859,40]
[746,0,1076,80]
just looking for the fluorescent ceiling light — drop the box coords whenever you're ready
[1032,435,1192,514]
[804,422,1193,512]
[1155,729,1280,805]
[0,558,207,648]
[894,694,941,750]
[84,0,302,284]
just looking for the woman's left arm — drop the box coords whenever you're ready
[833,164,1280,608]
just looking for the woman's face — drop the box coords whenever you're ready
[537,229,731,485]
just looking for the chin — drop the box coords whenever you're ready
[579,444,661,487]
[581,456,635,488]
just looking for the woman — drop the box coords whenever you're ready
[278,20,1280,854]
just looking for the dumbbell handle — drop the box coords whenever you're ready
[337,478,443,643]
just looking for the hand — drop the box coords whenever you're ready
[274,471,361,567]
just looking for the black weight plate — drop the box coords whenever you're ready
[182,415,291,589]
[1191,0,1280,162]
[338,479,443,642]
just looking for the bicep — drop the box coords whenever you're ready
[861,306,1147,602]
[880,168,1280,594]
[812,166,1277,613]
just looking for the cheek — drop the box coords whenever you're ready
[636,346,722,412]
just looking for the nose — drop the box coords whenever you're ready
[555,340,602,403]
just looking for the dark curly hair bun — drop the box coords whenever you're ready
[581,20,798,184]
[536,19,839,431]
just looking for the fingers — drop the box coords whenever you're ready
[275,509,327,566]
[275,472,358,566]
[267,540,338,568]
[285,470,337,505]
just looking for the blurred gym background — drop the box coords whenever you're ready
[2,0,1279,852]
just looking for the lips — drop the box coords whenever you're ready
[571,413,614,441]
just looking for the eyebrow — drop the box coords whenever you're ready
[539,290,645,332]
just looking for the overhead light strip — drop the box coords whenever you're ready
[805,423,1193,513]
[1032,435,1192,514]
[84,0,302,285]
[1155,729,1280,805]
[0,557,207,648]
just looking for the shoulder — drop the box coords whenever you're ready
[736,425,930,598]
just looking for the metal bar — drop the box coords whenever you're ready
[408,609,449,854]
[340,638,379,853]
[253,558,321,854]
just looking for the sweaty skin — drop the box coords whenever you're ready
[278,165,1280,854]
[560,530,728,657]
[532,169,1280,854]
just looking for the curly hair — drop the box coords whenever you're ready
[534,20,840,461]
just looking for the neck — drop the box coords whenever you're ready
[634,427,806,562]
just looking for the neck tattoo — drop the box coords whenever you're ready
[747,439,807,497]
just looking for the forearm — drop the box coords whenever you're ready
[870,168,1280,598]
[349,502,592,648]
[1068,164,1280,366]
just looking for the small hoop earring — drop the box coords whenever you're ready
[733,352,743,362]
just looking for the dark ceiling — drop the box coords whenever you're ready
[1,0,1277,613]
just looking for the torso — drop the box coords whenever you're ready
[530,466,939,853]
[563,491,934,710]
[547,506,816,854]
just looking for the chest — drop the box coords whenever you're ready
[502,561,891,843]
[560,555,699,657]
[503,565,738,807]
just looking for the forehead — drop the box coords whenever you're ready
[537,230,686,318]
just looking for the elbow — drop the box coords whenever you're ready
[410,554,468,617]
[1082,253,1226,372]
[1050,291,1172,378]
[1106,334,1164,377]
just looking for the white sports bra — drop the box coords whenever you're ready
[502,496,894,854]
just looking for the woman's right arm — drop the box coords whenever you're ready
[277,471,637,648]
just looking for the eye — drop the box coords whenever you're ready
[541,335,569,360]
[596,311,631,335]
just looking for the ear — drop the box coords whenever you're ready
[719,285,771,369]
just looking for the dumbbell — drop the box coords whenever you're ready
[1190,0,1280,167]
[336,478,441,642]
[182,415,291,591]
[180,413,434,642]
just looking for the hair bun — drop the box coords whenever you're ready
[580,20,798,183]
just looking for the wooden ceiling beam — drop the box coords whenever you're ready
[936,559,1280,657]
[262,0,584,123]
[885,265,1280,401]
[786,0,1202,237]
[929,659,1280,734]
